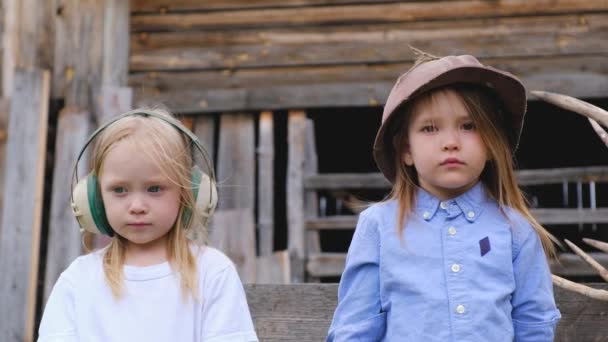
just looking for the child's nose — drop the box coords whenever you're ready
[441,130,460,151]
[128,195,148,214]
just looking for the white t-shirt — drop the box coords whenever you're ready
[38,246,258,342]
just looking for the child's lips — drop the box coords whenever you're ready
[440,158,465,166]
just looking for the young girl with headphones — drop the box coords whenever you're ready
[38,109,258,342]
[327,51,561,341]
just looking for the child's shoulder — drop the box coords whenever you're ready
[359,199,397,219]
[192,245,237,276]
[500,207,539,248]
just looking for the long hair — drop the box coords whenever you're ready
[91,108,205,299]
[387,85,556,259]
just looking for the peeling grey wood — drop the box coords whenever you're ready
[0,69,50,342]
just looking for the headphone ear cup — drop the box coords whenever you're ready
[71,173,114,236]
[190,166,218,228]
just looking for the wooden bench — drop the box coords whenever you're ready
[245,283,608,342]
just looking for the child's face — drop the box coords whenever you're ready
[403,89,488,200]
[99,139,181,253]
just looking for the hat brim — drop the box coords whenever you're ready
[373,65,527,183]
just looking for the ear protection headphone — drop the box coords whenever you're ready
[70,109,218,237]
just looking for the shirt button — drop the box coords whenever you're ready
[440,201,448,210]
[467,211,475,219]
[451,264,461,273]
[456,304,466,314]
[422,211,430,219]
[448,226,457,235]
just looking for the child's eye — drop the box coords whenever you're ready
[462,122,476,130]
[112,187,126,194]
[148,185,162,193]
[421,125,437,133]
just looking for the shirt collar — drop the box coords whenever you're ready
[415,182,489,223]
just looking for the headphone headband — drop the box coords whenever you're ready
[71,109,216,206]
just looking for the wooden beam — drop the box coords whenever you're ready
[257,111,274,256]
[102,0,130,87]
[131,1,608,32]
[243,283,608,341]
[43,108,91,306]
[130,55,608,91]
[130,13,608,71]
[132,68,608,113]
[287,110,307,282]
[0,69,50,342]
[255,250,290,284]
[209,209,257,283]
[53,0,104,100]
[303,119,320,281]
[306,252,608,278]
[131,0,405,13]
[2,0,55,97]
[214,113,256,282]
[0,98,10,231]
[301,167,608,190]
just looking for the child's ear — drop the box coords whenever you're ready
[402,150,414,166]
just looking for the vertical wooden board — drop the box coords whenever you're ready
[95,86,133,124]
[257,111,274,256]
[287,110,306,282]
[0,69,50,342]
[53,0,104,101]
[193,115,215,174]
[304,119,320,252]
[214,113,256,282]
[102,0,130,87]
[43,108,92,305]
[209,209,256,283]
[256,250,290,284]
[217,113,255,210]
[2,0,16,97]
[0,98,10,233]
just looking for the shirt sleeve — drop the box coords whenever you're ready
[327,212,386,341]
[511,223,561,342]
[201,264,259,342]
[37,274,78,342]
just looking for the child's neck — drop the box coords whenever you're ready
[124,241,169,267]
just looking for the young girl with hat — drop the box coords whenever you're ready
[38,109,258,342]
[327,51,561,341]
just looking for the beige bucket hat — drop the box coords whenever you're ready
[373,53,527,183]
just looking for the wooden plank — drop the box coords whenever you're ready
[209,209,257,283]
[43,108,92,306]
[245,283,337,342]
[255,250,290,284]
[306,208,608,231]
[307,252,608,278]
[243,283,608,341]
[102,0,130,87]
[302,167,608,190]
[555,283,608,341]
[95,86,133,124]
[133,72,608,113]
[130,55,608,91]
[53,0,104,99]
[304,119,320,281]
[132,0,409,13]
[0,98,10,232]
[257,111,274,256]
[0,69,50,342]
[130,13,608,71]
[217,113,255,210]
[287,110,307,282]
[131,1,608,32]
[2,0,55,97]
[214,113,256,282]
[193,115,215,173]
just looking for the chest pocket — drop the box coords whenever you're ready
[467,225,514,283]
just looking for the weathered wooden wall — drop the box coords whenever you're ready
[129,0,608,113]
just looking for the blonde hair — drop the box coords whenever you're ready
[91,108,206,299]
[387,85,557,259]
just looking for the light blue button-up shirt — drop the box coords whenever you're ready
[327,182,560,341]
